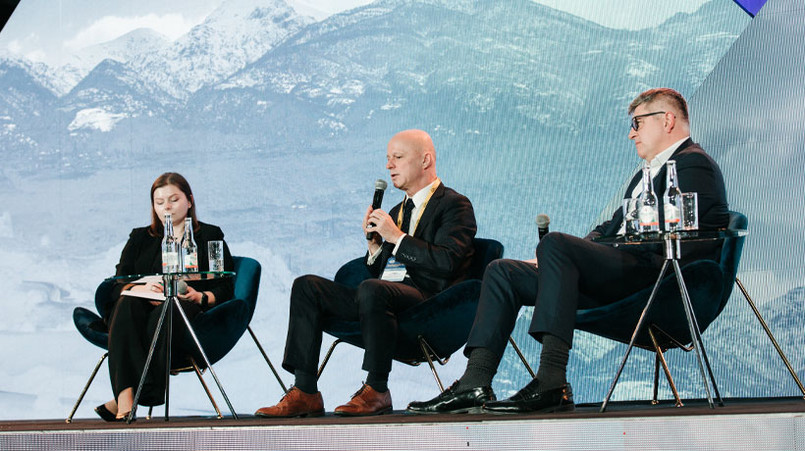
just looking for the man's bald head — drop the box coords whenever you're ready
[386,129,438,196]
[390,129,436,160]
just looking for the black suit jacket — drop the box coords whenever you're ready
[112,221,235,305]
[366,183,477,298]
[586,139,729,264]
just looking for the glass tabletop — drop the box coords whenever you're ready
[593,228,748,246]
[105,271,235,283]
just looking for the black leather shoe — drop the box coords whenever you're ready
[95,404,136,423]
[406,381,495,414]
[482,379,574,414]
[94,404,117,422]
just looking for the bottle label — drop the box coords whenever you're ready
[638,206,658,227]
[183,251,199,272]
[162,252,179,271]
[664,204,680,224]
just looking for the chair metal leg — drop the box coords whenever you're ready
[648,328,683,407]
[247,326,288,393]
[147,406,153,420]
[508,336,536,379]
[417,336,447,392]
[652,354,660,405]
[190,358,223,419]
[66,352,108,423]
[736,277,805,398]
[317,339,344,379]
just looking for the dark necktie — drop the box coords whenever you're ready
[400,198,416,234]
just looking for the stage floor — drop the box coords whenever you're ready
[2,397,804,450]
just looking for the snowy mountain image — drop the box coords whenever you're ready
[129,0,315,99]
[0,0,801,420]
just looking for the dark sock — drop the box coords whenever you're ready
[366,372,389,393]
[535,334,570,390]
[294,370,318,394]
[457,347,501,390]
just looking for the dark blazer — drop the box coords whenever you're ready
[586,139,729,264]
[112,221,235,304]
[366,183,477,298]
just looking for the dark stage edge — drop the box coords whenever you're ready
[2,397,804,450]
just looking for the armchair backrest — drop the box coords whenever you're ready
[231,256,262,323]
[395,237,504,360]
[715,211,748,315]
[182,255,261,365]
[94,279,116,322]
[468,238,505,280]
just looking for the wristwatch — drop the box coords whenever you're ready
[201,292,209,310]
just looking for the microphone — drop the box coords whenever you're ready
[178,280,188,295]
[366,179,388,240]
[536,214,550,240]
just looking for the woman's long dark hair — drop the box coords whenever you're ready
[148,172,199,237]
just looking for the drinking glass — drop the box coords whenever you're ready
[681,192,699,230]
[207,240,225,272]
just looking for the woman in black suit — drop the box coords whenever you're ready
[95,172,234,421]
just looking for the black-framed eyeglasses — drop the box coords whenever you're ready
[630,111,666,131]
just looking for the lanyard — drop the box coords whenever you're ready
[396,178,440,236]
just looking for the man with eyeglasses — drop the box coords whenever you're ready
[407,87,729,415]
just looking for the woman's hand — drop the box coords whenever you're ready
[178,285,203,304]
[129,281,165,305]
[130,280,163,294]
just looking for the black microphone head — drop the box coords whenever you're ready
[375,179,388,191]
[536,214,550,228]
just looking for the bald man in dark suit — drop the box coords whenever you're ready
[256,129,477,417]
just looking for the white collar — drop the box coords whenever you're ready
[406,179,441,208]
[648,136,689,170]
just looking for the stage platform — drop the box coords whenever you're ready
[1,397,804,450]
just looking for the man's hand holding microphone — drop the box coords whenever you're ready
[363,179,406,253]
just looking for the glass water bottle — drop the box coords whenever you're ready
[181,217,198,272]
[663,160,682,231]
[161,213,180,273]
[637,162,660,233]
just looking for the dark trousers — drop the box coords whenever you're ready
[466,232,662,357]
[282,275,426,375]
[107,295,201,406]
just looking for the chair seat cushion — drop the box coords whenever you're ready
[397,279,482,360]
[323,279,483,362]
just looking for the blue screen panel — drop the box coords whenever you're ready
[733,0,768,16]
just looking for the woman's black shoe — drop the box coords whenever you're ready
[94,404,117,422]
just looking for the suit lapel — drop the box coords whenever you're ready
[656,138,693,194]
[624,138,694,196]
[410,183,445,238]
[624,171,643,195]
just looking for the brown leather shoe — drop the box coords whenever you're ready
[255,387,325,418]
[334,384,392,416]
